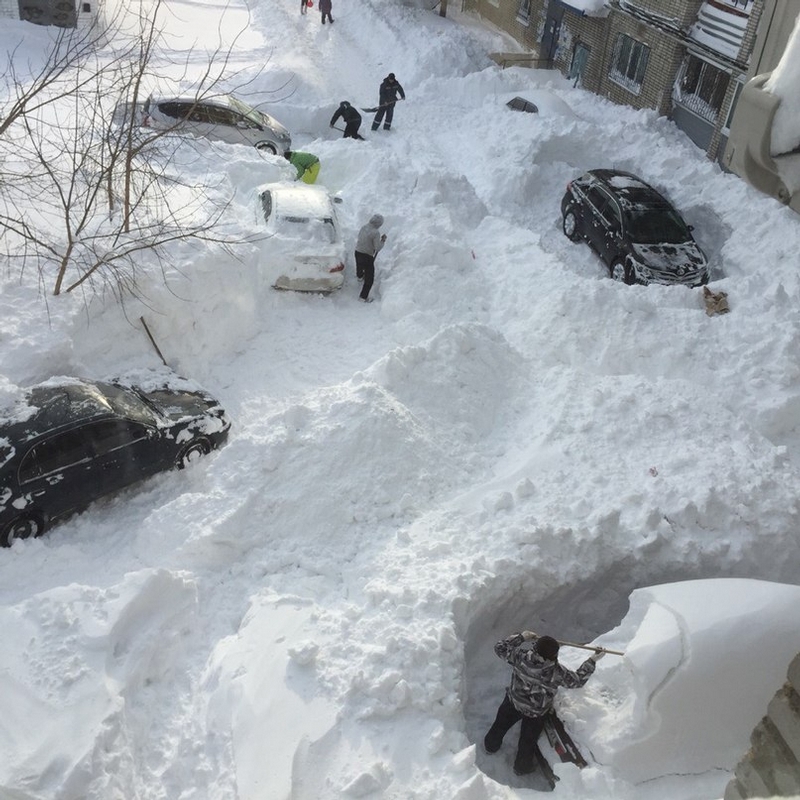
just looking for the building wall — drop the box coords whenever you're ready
[620,0,703,29]
[466,0,546,54]
[724,651,800,799]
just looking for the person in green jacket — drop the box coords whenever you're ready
[284,150,320,184]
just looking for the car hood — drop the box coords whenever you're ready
[630,240,707,269]
[139,388,229,429]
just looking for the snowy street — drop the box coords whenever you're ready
[2,1,800,798]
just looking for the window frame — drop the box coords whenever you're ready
[674,54,730,124]
[608,33,650,95]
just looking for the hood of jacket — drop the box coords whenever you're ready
[369,214,384,228]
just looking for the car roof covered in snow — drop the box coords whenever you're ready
[586,169,670,208]
[256,182,335,218]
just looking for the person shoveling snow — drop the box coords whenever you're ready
[484,631,609,787]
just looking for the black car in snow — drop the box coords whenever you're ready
[0,377,231,546]
[560,169,710,287]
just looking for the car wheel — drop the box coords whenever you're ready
[611,259,635,285]
[1,514,43,547]
[256,141,279,155]
[562,208,581,242]
[176,438,211,469]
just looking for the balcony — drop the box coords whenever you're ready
[689,0,752,60]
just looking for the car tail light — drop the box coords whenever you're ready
[329,263,344,273]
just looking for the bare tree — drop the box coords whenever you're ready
[0,0,279,300]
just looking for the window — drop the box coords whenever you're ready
[516,0,531,24]
[507,97,539,113]
[260,191,273,223]
[609,34,650,94]
[569,43,591,87]
[675,55,729,123]
[86,420,148,456]
[20,431,92,481]
[204,105,239,126]
[722,78,744,134]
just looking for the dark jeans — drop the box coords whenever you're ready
[355,251,375,299]
[344,120,363,139]
[484,694,547,775]
[321,11,333,22]
[372,103,395,130]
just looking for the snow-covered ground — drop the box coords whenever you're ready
[2,1,800,798]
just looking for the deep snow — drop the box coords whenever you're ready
[2,1,800,799]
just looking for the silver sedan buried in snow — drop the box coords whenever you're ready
[254,182,346,293]
[560,169,710,287]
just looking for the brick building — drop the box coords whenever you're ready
[462,0,763,164]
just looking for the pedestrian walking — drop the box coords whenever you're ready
[484,631,604,781]
[319,0,333,24]
[300,0,309,14]
[330,101,365,140]
[371,73,405,131]
[284,150,321,184]
[354,214,386,303]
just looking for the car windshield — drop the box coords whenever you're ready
[625,206,691,244]
[96,382,158,423]
[227,95,263,126]
[277,215,338,244]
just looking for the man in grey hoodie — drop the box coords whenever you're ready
[355,214,386,303]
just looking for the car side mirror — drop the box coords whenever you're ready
[687,224,694,232]
[333,196,343,204]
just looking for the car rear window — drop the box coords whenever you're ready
[278,216,338,244]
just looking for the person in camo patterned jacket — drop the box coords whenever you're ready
[484,631,605,777]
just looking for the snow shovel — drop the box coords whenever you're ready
[360,98,404,113]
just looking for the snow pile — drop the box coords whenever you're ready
[1,1,800,799]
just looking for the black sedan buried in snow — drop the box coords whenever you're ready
[0,377,231,547]
[560,169,710,287]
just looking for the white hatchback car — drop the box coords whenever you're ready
[255,182,346,293]
[143,93,291,154]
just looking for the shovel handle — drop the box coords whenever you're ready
[557,639,625,657]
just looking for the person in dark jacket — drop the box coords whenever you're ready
[354,214,386,302]
[371,73,405,131]
[319,0,333,24]
[330,101,364,140]
[484,632,604,777]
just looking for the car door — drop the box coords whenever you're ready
[82,418,159,495]
[595,196,625,266]
[584,186,612,254]
[584,187,623,265]
[17,427,98,521]
[203,103,245,145]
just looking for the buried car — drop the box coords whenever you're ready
[561,169,710,287]
[255,182,346,292]
[142,93,291,154]
[0,377,230,547]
